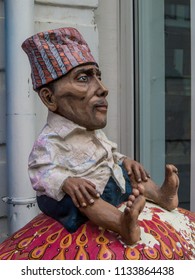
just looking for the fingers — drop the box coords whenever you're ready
[63,177,100,208]
[124,159,150,183]
[75,184,98,207]
[70,194,80,208]
[131,165,149,182]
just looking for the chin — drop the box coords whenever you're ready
[95,121,107,130]
[87,120,107,130]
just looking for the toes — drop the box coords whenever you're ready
[137,183,145,195]
[124,205,131,215]
[128,194,135,202]
[165,164,173,175]
[166,164,178,174]
[126,195,145,214]
[132,188,139,197]
[126,199,133,207]
[165,164,179,186]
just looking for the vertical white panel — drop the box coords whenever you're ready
[5,0,39,234]
[95,0,120,145]
[137,0,165,184]
[118,0,135,157]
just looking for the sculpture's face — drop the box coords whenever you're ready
[48,64,109,130]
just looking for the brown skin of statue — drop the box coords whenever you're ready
[38,64,179,245]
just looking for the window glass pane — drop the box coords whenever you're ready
[135,0,191,209]
[165,0,191,209]
[136,0,165,184]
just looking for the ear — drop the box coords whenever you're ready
[38,87,57,112]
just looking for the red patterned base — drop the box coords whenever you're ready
[0,202,194,260]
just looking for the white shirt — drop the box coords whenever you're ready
[28,111,126,201]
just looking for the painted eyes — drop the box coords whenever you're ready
[77,75,88,82]
[77,74,102,82]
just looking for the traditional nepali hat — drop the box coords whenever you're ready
[22,27,97,90]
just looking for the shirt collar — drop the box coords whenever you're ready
[47,110,87,138]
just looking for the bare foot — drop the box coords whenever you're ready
[132,182,145,197]
[120,194,145,245]
[157,164,179,211]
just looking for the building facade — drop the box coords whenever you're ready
[0,0,194,239]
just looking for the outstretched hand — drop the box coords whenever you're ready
[62,177,100,208]
[122,158,150,184]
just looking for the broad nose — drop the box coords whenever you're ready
[95,77,109,97]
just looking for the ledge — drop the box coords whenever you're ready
[35,0,99,8]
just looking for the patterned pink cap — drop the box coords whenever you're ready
[22,27,97,90]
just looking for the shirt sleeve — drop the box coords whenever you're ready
[28,137,69,201]
[112,151,127,165]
